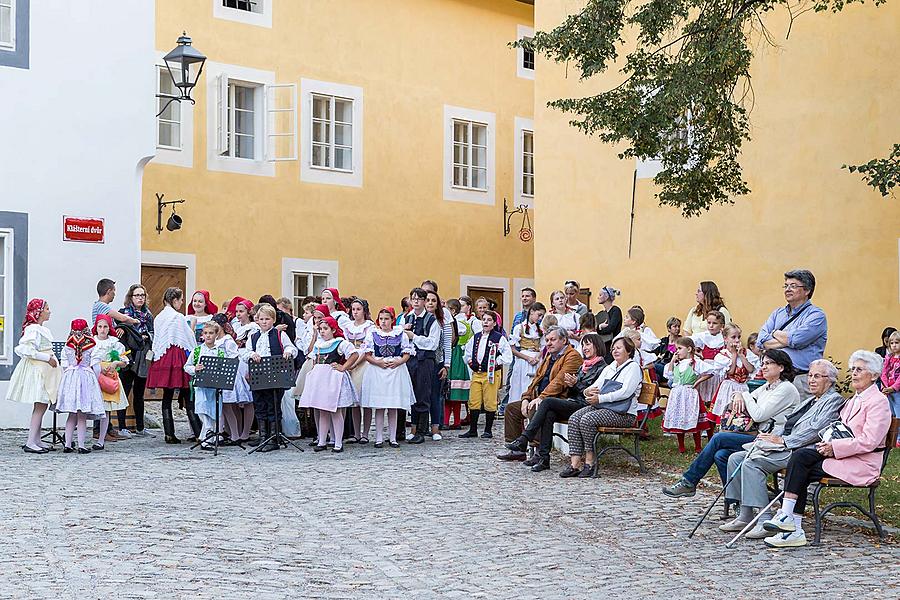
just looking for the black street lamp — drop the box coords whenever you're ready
[157,32,207,117]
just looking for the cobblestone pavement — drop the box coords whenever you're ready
[0,420,897,600]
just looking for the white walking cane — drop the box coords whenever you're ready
[688,440,759,538]
[725,490,784,548]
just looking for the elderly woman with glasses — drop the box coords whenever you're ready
[717,359,846,539]
[762,350,892,548]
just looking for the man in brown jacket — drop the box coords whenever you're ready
[498,326,583,462]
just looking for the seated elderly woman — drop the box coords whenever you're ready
[718,359,846,539]
[561,336,644,478]
[663,349,801,498]
[762,350,892,548]
[501,333,609,472]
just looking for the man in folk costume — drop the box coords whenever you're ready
[460,311,513,439]
[402,288,441,444]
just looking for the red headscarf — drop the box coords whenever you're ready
[188,290,218,315]
[92,314,116,337]
[380,306,396,321]
[226,296,252,319]
[314,304,332,318]
[22,298,46,333]
[66,319,96,362]
[323,288,347,313]
[321,316,344,340]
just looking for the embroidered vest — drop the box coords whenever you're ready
[314,339,346,365]
[250,329,283,356]
[404,312,436,359]
[469,330,503,373]
[372,331,403,358]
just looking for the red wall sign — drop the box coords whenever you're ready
[63,216,105,244]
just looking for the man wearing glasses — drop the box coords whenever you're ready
[756,269,827,396]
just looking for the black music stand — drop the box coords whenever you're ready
[247,356,303,454]
[190,355,239,456]
[40,342,67,446]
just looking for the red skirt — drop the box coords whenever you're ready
[147,346,190,389]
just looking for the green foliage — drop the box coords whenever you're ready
[826,355,853,396]
[844,144,900,197]
[520,0,889,217]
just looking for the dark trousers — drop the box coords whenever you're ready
[163,387,200,438]
[119,370,146,431]
[783,447,829,514]
[524,397,587,459]
[408,355,435,416]
[253,388,283,422]
[682,431,755,486]
[430,363,445,428]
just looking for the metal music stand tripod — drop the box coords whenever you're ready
[40,342,67,446]
[247,355,303,454]
[190,355,240,457]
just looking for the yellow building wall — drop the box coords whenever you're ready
[534,1,900,363]
[144,0,534,314]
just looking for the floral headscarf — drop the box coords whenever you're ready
[66,319,96,362]
[22,298,46,333]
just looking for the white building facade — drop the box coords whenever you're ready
[0,0,156,427]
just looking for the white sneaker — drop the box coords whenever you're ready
[764,529,807,548]
[117,429,134,439]
[134,429,156,438]
[405,433,415,441]
[432,433,442,441]
[745,521,770,540]
[762,511,796,533]
[718,518,750,533]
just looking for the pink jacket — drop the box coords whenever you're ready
[823,384,892,486]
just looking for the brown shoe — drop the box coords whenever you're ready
[496,450,527,462]
[104,431,120,442]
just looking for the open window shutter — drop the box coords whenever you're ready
[215,73,228,155]
[265,83,297,161]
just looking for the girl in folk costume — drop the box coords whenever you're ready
[360,307,415,447]
[460,311,513,439]
[321,288,352,331]
[662,337,716,453]
[345,298,374,443]
[623,306,660,353]
[183,322,225,450]
[212,313,253,443]
[709,323,754,421]
[230,299,258,348]
[228,299,258,442]
[690,309,727,407]
[425,289,453,440]
[444,299,471,429]
[187,290,217,343]
[91,315,130,451]
[147,287,199,444]
[298,317,359,453]
[55,319,105,454]
[291,301,317,399]
[6,299,62,454]
[548,290,580,339]
[509,302,547,405]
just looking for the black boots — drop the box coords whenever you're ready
[162,402,180,444]
[459,409,481,438]
[258,420,279,453]
[407,412,427,444]
[481,411,495,438]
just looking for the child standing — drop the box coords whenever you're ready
[509,303,546,406]
[460,311,512,439]
[55,319,105,454]
[654,317,682,383]
[184,322,225,450]
[690,309,727,409]
[345,298,374,443]
[709,324,754,420]
[445,299,471,429]
[212,314,252,444]
[6,299,62,453]
[298,317,358,452]
[880,330,900,418]
[662,337,715,453]
[360,307,415,447]
[91,315,130,451]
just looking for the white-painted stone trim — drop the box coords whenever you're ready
[443,105,496,206]
[514,116,534,208]
[459,274,511,326]
[212,0,273,29]
[516,24,535,81]
[281,257,339,300]
[152,53,195,169]
[299,78,364,188]
[141,251,197,297]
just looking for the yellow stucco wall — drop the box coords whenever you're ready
[533,1,900,362]
[144,0,534,313]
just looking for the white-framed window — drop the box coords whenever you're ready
[292,272,329,315]
[311,94,353,172]
[213,0,272,28]
[300,79,364,188]
[0,229,13,365]
[157,66,182,150]
[443,105,496,205]
[514,116,534,206]
[636,104,694,179]
[222,80,258,159]
[516,25,535,80]
[522,130,534,196]
[0,0,14,50]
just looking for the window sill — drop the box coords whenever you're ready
[157,144,182,152]
[451,184,488,193]
[310,164,354,175]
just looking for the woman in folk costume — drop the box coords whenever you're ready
[508,302,547,406]
[187,290,218,343]
[360,307,415,447]
[444,298,472,429]
[6,299,63,454]
[55,319,105,453]
[321,287,352,331]
[147,287,199,444]
[91,314,130,450]
[298,317,359,453]
[460,311,513,439]
[345,298,374,443]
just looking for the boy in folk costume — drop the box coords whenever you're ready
[241,304,297,453]
[402,287,441,444]
[460,311,513,439]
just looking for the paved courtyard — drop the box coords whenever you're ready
[0,421,897,599]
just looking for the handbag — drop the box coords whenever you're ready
[98,372,120,395]
[819,421,854,443]
[595,361,636,414]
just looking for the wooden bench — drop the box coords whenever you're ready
[590,380,660,475]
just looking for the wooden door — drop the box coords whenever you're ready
[141,265,187,316]
[466,286,505,322]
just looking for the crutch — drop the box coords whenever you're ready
[688,442,758,538]
[725,491,784,548]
